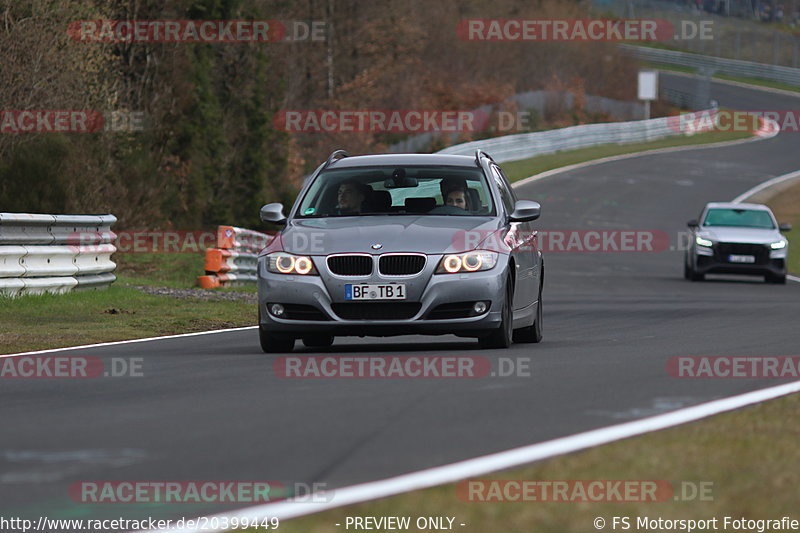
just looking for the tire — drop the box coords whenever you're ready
[513,284,542,344]
[685,258,704,281]
[479,278,513,349]
[765,273,786,284]
[302,335,334,348]
[259,327,295,353]
[258,306,295,353]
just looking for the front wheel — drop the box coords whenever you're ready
[479,278,513,349]
[513,286,542,343]
[688,264,704,281]
[685,258,704,281]
[259,327,295,353]
[765,273,787,284]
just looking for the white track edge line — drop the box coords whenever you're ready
[0,326,258,359]
[731,169,800,283]
[731,169,800,203]
[138,379,800,533]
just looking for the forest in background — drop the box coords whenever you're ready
[0,0,639,229]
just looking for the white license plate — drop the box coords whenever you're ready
[728,254,755,263]
[345,284,406,300]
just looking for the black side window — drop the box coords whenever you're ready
[491,165,515,215]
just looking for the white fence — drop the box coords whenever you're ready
[388,89,648,154]
[437,108,720,163]
[0,213,117,296]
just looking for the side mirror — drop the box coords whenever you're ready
[779,222,792,232]
[509,200,541,222]
[260,203,287,225]
[687,219,699,228]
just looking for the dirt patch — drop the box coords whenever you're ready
[129,285,258,303]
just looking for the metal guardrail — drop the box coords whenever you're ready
[197,225,273,288]
[437,109,719,163]
[622,44,800,87]
[0,213,117,296]
[604,0,800,68]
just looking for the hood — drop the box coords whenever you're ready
[280,215,502,255]
[698,226,783,245]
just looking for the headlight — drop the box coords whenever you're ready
[266,252,318,275]
[695,236,713,247]
[436,251,498,274]
[770,240,787,249]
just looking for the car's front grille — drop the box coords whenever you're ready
[331,302,421,320]
[379,254,426,276]
[327,255,373,276]
[282,304,330,321]
[714,243,770,265]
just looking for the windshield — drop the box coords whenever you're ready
[702,208,775,229]
[296,166,495,218]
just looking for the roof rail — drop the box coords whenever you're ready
[475,149,494,165]
[324,150,349,169]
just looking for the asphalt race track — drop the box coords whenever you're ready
[2,74,799,522]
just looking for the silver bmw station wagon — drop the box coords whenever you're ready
[256,150,544,353]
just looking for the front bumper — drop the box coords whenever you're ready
[693,243,787,277]
[257,256,508,338]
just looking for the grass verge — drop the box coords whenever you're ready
[0,285,256,355]
[251,392,800,533]
[114,252,205,288]
[114,252,257,292]
[1,252,256,355]
[502,128,754,182]
[764,181,800,276]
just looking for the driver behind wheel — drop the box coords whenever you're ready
[441,179,472,212]
[336,179,370,215]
